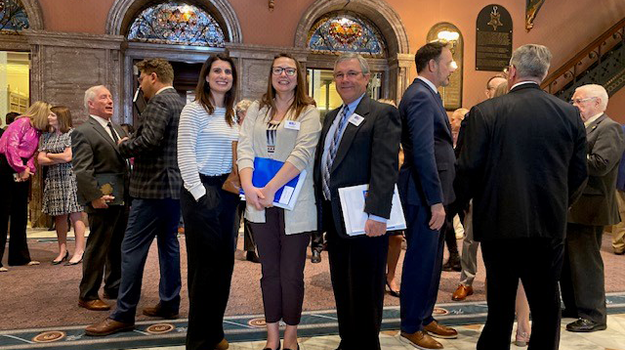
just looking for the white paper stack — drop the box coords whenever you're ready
[338,184,407,236]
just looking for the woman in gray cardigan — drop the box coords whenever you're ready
[238,53,321,350]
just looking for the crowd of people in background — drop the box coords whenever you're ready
[0,40,624,350]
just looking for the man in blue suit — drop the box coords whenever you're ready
[398,41,458,349]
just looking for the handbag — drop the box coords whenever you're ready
[222,141,241,194]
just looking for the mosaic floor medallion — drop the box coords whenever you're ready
[32,330,65,343]
[146,323,176,334]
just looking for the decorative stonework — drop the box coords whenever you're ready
[308,12,387,57]
[294,0,409,55]
[127,2,226,47]
[106,0,242,44]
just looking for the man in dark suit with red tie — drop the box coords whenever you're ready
[456,44,588,350]
[397,41,458,350]
[314,53,401,350]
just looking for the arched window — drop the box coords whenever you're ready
[127,1,225,47]
[0,0,29,33]
[307,12,387,58]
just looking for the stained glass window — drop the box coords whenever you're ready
[0,0,30,33]
[128,2,225,47]
[308,13,386,58]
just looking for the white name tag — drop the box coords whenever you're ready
[284,120,300,130]
[349,114,364,126]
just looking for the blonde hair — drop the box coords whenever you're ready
[378,99,397,107]
[494,81,509,98]
[23,101,52,131]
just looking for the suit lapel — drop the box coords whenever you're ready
[416,79,453,136]
[331,95,369,172]
[89,117,121,155]
[586,114,606,135]
[320,108,339,149]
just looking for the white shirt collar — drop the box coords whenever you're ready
[90,114,112,128]
[417,76,438,94]
[510,81,538,90]
[155,86,174,95]
[584,112,604,128]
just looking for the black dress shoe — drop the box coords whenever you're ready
[311,250,322,263]
[262,345,280,350]
[442,255,461,272]
[566,318,607,332]
[386,280,400,298]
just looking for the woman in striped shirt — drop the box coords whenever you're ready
[177,54,239,350]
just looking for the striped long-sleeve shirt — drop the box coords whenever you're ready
[177,101,239,201]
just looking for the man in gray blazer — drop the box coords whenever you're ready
[73,85,129,311]
[86,59,185,336]
[562,84,625,332]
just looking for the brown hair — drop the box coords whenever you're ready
[136,58,174,85]
[494,81,509,98]
[22,101,51,131]
[50,106,73,133]
[415,41,451,74]
[195,54,237,126]
[259,53,315,121]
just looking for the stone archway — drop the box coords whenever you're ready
[20,0,44,30]
[294,0,412,101]
[294,0,409,56]
[105,0,242,43]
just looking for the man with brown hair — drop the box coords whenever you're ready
[86,58,185,336]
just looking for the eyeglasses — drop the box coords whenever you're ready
[569,97,597,104]
[334,71,363,80]
[272,67,297,76]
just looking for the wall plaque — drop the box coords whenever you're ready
[426,22,463,110]
[476,4,512,71]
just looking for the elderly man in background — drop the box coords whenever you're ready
[561,84,625,332]
[455,44,588,350]
[73,85,129,312]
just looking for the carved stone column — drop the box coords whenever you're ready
[388,53,414,103]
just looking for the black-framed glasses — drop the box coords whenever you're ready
[272,67,297,76]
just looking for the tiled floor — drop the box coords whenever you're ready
[131,314,625,350]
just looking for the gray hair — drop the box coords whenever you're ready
[576,84,609,111]
[509,44,552,81]
[84,85,107,111]
[334,53,370,75]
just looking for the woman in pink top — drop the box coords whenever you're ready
[0,101,51,272]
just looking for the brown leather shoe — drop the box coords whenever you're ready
[85,318,134,336]
[142,303,179,319]
[451,284,474,301]
[400,331,443,349]
[424,320,458,339]
[78,298,110,311]
[214,338,229,350]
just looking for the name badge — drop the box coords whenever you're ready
[349,114,364,126]
[285,120,300,130]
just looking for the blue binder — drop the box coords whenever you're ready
[240,157,307,210]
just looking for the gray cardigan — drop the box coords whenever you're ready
[237,101,321,234]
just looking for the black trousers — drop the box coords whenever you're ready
[182,174,239,350]
[79,205,127,300]
[478,238,564,350]
[0,154,31,267]
[234,202,257,253]
[324,201,388,350]
[560,223,607,324]
[250,207,310,325]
